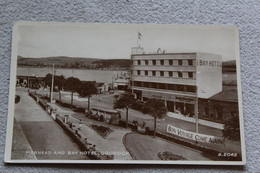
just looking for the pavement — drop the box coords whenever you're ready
[13,89,88,160]
[11,117,37,160]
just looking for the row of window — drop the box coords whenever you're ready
[134,59,194,66]
[133,70,194,78]
[132,81,196,93]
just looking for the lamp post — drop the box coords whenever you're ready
[195,96,199,133]
[194,86,199,144]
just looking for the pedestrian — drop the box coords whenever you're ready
[69,122,72,128]
[142,121,146,129]
[79,119,82,130]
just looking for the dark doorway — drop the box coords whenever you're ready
[176,102,184,114]
[134,90,142,100]
[185,103,194,117]
[167,101,175,112]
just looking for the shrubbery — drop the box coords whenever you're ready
[91,124,112,138]
[223,115,240,140]
[158,151,187,160]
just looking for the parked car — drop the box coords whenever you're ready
[15,95,20,103]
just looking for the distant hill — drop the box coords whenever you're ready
[222,60,236,67]
[222,60,236,72]
[92,59,131,68]
[17,56,131,69]
[18,56,99,66]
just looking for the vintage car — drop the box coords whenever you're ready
[15,95,20,103]
[89,107,121,125]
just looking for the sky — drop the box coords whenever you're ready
[17,22,238,61]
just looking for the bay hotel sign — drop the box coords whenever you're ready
[167,124,224,145]
[197,59,222,67]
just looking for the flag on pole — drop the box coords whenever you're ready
[138,32,142,40]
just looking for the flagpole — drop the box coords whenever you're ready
[137,34,139,47]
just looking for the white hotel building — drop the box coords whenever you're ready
[130,47,222,116]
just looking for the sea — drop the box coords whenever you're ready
[17,67,129,83]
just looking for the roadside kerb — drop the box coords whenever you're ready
[122,133,137,160]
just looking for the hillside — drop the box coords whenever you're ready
[222,60,236,72]
[17,56,131,69]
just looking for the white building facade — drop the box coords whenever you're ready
[130,47,222,116]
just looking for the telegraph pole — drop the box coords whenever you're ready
[50,64,55,103]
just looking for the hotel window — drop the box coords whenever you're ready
[188,60,193,66]
[160,60,164,65]
[137,70,140,75]
[178,72,182,78]
[152,71,156,76]
[187,86,196,93]
[188,72,193,78]
[145,71,148,76]
[177,85,185,91]
[138,60,141,65]
[160,71,164,77]
[144,82,149,88]
[178,60,182,66]
[169,60,173,65]
[168,84,175,90]
[169,71,173,77]
[152,60,156,65]
[145,60,149,65]
[159,83,166,89]
[134,81,140,87]
[136,81,142,87]
[151,83,157,89]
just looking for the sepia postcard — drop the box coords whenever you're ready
[5,22,246,165]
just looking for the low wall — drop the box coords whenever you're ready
[167,112,224,129]
[55,117,113,160]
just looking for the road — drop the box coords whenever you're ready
[33,88,241,154]
[12,89,88,160]
[124,133,210,160]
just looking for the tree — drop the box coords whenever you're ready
[63,77,81,106]
[55,75,65,103]
[77,81,97,114]
[223,115,240,141]
[43,73,52,100]
[113,93,136,128]
[43,74,65,102]
[143,98,167,137]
